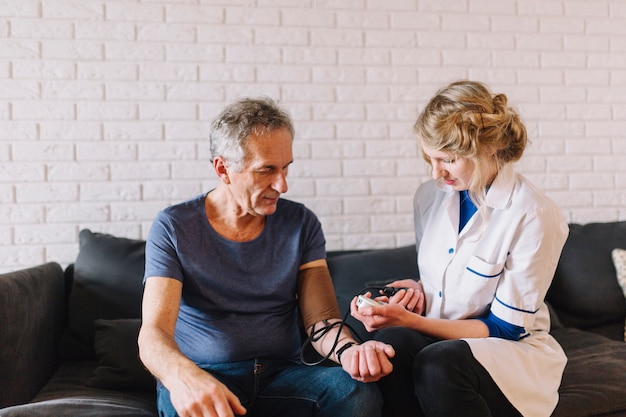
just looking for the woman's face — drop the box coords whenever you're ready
[421,144,476,191]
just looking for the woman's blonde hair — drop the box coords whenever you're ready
[414,80,528,211]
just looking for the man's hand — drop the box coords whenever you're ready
[338,340,395,383]
[167,365,247,417]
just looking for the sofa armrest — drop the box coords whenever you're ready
[0,263,67,408]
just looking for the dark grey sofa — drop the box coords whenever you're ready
[1,222,625,417]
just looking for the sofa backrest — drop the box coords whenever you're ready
[547,221,626,341]
[0,263,66,407]
[63,222,626,359]
[327,245,419,341]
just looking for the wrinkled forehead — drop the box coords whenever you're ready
[242,128,294,163]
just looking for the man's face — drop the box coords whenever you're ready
[227,127,293,217]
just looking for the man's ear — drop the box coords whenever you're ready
[213,157,230,184]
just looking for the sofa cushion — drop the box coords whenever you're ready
[551,327,626,417]
[62,230,146,359]
[0,361,157,417]
[612,248,626,341]
[87,319,155,392]
[548,222,626,341]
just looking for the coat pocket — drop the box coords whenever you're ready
[465,256,505,279]
[450,256,505,307]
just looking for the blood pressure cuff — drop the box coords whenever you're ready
[297,265,341,331]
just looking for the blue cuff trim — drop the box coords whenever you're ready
[476,311,526,341]
[495,296,539,314]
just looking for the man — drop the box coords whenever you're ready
[138,97,394,417]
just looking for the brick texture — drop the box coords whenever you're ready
[1,0,625,272]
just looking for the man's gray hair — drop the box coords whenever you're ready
[209,97,294,172]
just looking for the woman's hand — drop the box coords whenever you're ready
[350,294,416,332]
[378,279,425,314]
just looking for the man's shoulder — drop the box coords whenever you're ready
[274,198,321,232]
[277,197,310,215]
[161,194,205,215]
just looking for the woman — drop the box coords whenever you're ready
[351,80,568,417]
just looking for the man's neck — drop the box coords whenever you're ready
[205,187,265,242]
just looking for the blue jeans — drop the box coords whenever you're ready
[157,358,382,417]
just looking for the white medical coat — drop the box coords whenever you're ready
[414,164,568,417]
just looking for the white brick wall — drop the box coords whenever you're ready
[1,0,626,272]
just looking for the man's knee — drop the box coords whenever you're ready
[340,380,382,417]
[308,368,382,417]
[156,385,178,417]
[330,367,381,398]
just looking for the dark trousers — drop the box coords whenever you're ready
[374,327,523,417]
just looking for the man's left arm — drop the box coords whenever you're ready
[297,261,395,382]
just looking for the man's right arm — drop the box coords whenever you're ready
[138,276,246,417]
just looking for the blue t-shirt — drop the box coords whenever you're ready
[144,193,326,365]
